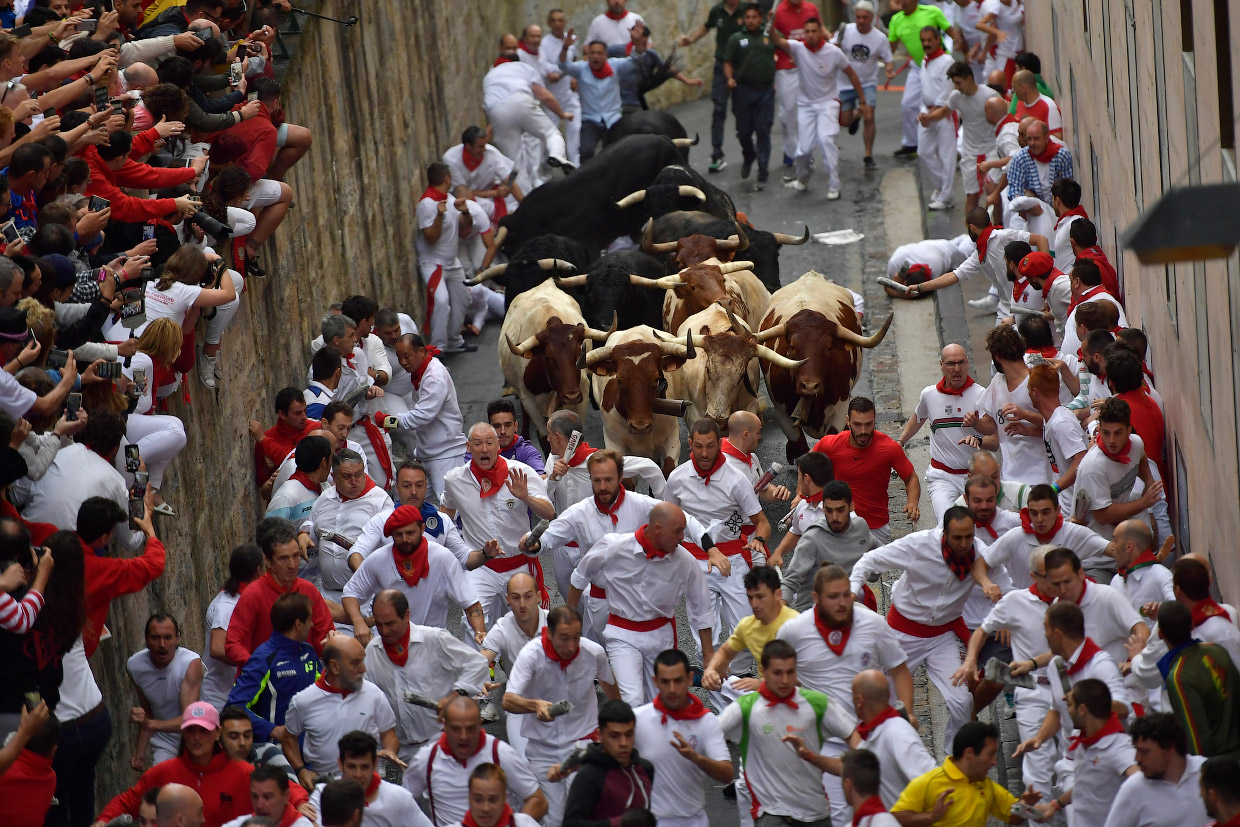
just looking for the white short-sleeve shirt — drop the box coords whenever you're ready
[633,701,730,819]
[786,39,850,103]
[1075,437,1147,540]
[1066,731,1136,827]
[505,633,614,747]
[342,539,477,630]
[284,679,397,773]
[775,606,908,712]
[665,459,762,544]
[859,714,937,808]
[442,460,548,556]
[979,374,1051,484]
[416,196,465,268]
[309,778,428,827]
[948,85,1002,154]
[835,23,892,89]
[406,733,542,827]
[143,280,202,326]
[914,381,988,472]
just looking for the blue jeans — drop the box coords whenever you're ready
[711,59,730,159]
[46,706,113,827]
[732,82,775,173]
[580,119,608,162]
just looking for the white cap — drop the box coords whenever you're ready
[853,0,876,12]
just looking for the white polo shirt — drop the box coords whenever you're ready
[302,484,395,591]
[859,714,937,808]
[407,733,542,827]
[1109,565,1173,628]
[353,506,471,567]
[785,498,824,536]
[633,701,730,820]
[1064,730,1136,827]
[979,373,1051,485]
[1053,216,1083,274]
[1051,641,1129,740]
[343,539,478,630]
[775,606,907,712]
[443,460,548,557]
[284,679,397,773]
[442,143,517,207]
[953,227,1032,313]
[1062,580,1143,665]
[850,528,976,626]
[416,195,465,269]
[1075,437,1148,540]
[309,777,428,827]
[981,521,1111,589]
[915,381,987,472]
[481,608,548,670]
[363,624,490,748]
[1101,754,1208,827]
[546,452,666,510]
[979,588,1053,663]
[506,634,614,748]
[541,490,697,560]
[665,459,761,545]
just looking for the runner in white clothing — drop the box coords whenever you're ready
[480,574,547,754]
[385,336,468,504]
[541,12,582,164]
[936,61,1001,211]
[349,463,472,568]
[308,730,431,827]
[840,747,902,827]
[850,670,935,809]
[1075,399,1163,542]
[883,235,974,295]
[1050,179,1087,273]
[720,411,790,572]
[416,164,473,354]
[126,615,204,766]
[967,324,1051,484]
[915,31,957,208]
[443,128,522,231]
[1045,548,1148,667]
[484,44,571,190]
[443,764,545,827]
[1108,520,1173,625]
[1026,363,1087,512]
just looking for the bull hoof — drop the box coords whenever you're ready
[501,384,518,397]
[785,438,809,463]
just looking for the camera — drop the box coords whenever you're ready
[199,258,228,289]
[186,208,231,240]
[124,444,140,473]
[46,349,69,370]
[65,392,81,421]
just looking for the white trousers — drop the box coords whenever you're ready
[126,413,186,489]
[469,564,516,627]
[1015,686,1058,798]
[926,467,968,523]
[467,285,505,333]
[820,737,850,826]
[775,69,800,162]
[891,628,972,752]
[526,738,590,827]
[551,544,581,611]
[203,273,243,345]
[900,64,921,147]
[603,621,678,706]
[420,261,468,352]
[793,98,841,189]
[706,555,753,647]
[918,114,956,203]
[420,454,464,506]
[487,96,568,181]
[545,95,582,166]
[583,593,608,647]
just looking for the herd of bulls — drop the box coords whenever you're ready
[482,112,893,472]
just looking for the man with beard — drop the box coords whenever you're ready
[1102,714,1208,827]
[308,731,429,827]
[221,765,314,827]
[1019,248,1073,339]
[814,397,918,545]
[282,636,400,788]
[567,502,714,706]
[341,505,485,643]
[443,423,554,625]
[781,481,876,611]
[965,324,1051,485]
[349,462,472,567]
[777,565,915,825]
[850,507,980,752]
[127,614,204,767]
[768,452,839,571]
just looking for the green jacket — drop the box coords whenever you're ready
[1160,640,1240,759]
[724,28,776,86]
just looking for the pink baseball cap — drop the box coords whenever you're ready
[181,702,221,731]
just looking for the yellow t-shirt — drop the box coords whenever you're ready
[726,605,799,675]
[891,758,1017,826]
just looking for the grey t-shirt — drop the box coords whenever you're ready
[781,515,876,610]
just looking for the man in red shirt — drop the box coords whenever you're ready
[813,396,920,544]
[83,131,201,224]
[223,517,336,666]
[1068,218,1122,300]
[0,710,58,827]
[770,0,819,176]
[248,387,320,484]
[224,78,311,183]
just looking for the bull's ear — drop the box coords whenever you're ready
[589,361,617,377]
[699,325,711,336]
[547,316,562,326]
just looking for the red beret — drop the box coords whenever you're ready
[906,263,932,282]
[383,504,423,537]
[1018,251,1055,278]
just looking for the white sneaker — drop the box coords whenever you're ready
[782,178,800,189]
[826,189,841,200]
[197,352,218,389]
[928,199,952,210]
[786,179,809,192]
[967,294,1000,311]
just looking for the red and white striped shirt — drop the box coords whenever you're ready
[0,589,44,634]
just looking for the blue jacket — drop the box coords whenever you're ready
[465,435,546,474]
[225,632,319,742]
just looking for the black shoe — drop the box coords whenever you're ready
[548,157,575,174]
[894,145,918,158]
[864,155,876,169]
[245,254,267,279]
[848,118,860,136]
[741,157,754,179]
[448,343,479,353]
[722,782,737,801]
[755,169,768,190]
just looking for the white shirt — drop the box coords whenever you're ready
[506,633,614,747]
[785,498,824,536]
[55,637,103,722]
[362,623,489,747]
[483,61,541,110]
[981,520,1111,589]
[407,732,542,827]
[447,815,541,827]
[221,814,312,827]
[542,490,703,560]
[1043,406,1088,509]
[201,589,242,710]
[948,85,1002,154]
[920,52,955,109]
[1065,730,1136,827]
[914,381,987,471]
[850,528,976,626]
[859,714,936,808]
[442,459,548,556]
[546,453,666,511]
[442,143,518,211]
[586,10,646,47]
[979,0,1024,58]
[775,606,907,713]
[980,588,1053,664]
[834,23,892,89]
[301,483,394,591]
[665,459,762,544]
[979,373,1051,484]
[1104,754,1211,827]
[887,237,971,279]
[143,280,202,326]
[1010,197,1057,242]
[126,646,200,758]
[953,227,1032,313]
[284,679,397,773]
[18,442,143,551]
[1109,565,1173,627]
[416,195,466,268]
[352,505,470,567]
[1061,293,1128,356]
[120,351,156,415]
[786,39,849,103]
[481,608,548,670]
[1076,436,1147,539]
[1063,580,1143,665]
[309,778,427,827]
[1050,642,1129,740]
[344,538,477,629]
[394,356,466,461]
[633,701,730,819]
[1053,214,1083,273]
[963,509,1021,627]
[540,32,578,103]
[0,363,35,419]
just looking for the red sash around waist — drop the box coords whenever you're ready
[608,613,672,632]
[887,603,971,645]
[930,458,969,475]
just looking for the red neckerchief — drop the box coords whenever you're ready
[541,626,578,670]
[471,455,509,497]
[1030,583,1054,604]
[1012,277,1030,303]
[635,523,667,559]
[605,8,627,19]
[625,42,635,55]
[976,224,1003,260]
[340,476,378,502]
[653,693,709,723]
[994,112,1019,136]
[936,376,976,396]
[1055,205,1089,229]
[924,48,946,62]
[975,517,998,540]
[461,146,484,171]
[805,39,825,52]
[803,489,824,505]
[342,346,358,371]
[290,470,321,496]
[1066,284,1108,316]
[591,61,615,79]
[393,537,430,588]
[855,706,900,740]
[1066,577,1090,605]
[261,571,298,595]
[518,40,537,54]
[1119,549,1158,579]
[1026,347,1059,360]
[1192,598,1233,627]
[438,729,487,767]
[492,55,517,66]
[1030,141,1061,164]
[759,681,798,709]
[366,771,382,799]
[274,803,304,827]
[420,186,448,202]
[1068,712,1124,751]
[942,535,975,580]
[1220,815,1240,827]
[813,606,852,656]
[852,796,888,826]
[567,441,597,467]
[411,351,441,390]
[720,438,752,466]
[315,674,352,699]
[464,804,513,827]
[595,487,625,526]
[1066,637,1102,675]
[382,623,411,667]
[1095,433,1131,465]
[695,451,726,485]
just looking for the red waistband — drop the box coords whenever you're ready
[717,538,748,555]
[930,458,969,475]
[887,603,971,645]
[608,613,672,632]
[589,585,607,599]
[486,554,532,573]
[740,524,755,537]
[566,542,579,548]
[683,542,707,560]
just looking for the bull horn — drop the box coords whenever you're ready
[629,273,683,289]
[506,333,540,358]
[721,302,745,335]
[834,313,894,349]
[576,341,588,370]
[677,185,707,203]
[684,328,695,359]
[641,218,678,254]
[584,344,615,368]
[716,260,755,275]
[537,258,576,272]
[772,226,811,245]
[671,134,699,147]
[755,345,808,370]
[616,189,648,208]
[753,323,786,343]
[584,312,618,342]
[554,274,589,288]
[493,226,508,248]
[466,262,508,286]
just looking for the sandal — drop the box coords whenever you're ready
[152,502,176,517]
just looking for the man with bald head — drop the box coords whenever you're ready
[1012,69,1062,136]
[1110,520,1173,624]
[851,670,934,808]
[568,502,715,705]
[952,449,1032,513]
[155,784,204,827]
[899,344,989,521]
[722,410,792,503]
[1006,119,1074,206]
[481,572,547,745]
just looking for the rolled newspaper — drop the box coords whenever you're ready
[523,519,552,553]
[551,430,582,480]
[877,276,913,293]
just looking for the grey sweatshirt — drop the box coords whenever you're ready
[782,514,876,611]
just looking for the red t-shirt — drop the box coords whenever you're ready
[0,749,56,827]
[812,430,914,529]
[771,0,820,70]
[1116,390,1166,482]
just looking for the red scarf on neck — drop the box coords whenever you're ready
[411,350,441,390]
[1030,583,1053,604]
[976,224,1003,260]
[393,537,430,588]
[462,146,485,171]
[720,438,752,466]
[1012,277,1031,304]
[315,674,352,699]
[261,570,298,595]
[383,623,411,667]
[1119,550,1158,579]
[695,451,726,485]
[420,186,448,202]
[1192,598,1233,626]
[290,470,321,496]
[855,706,901,741]
[591,60,614,79]
[1055,205,1089,229]
[492,55,517,66]
[814,606,852,656]
[936,375,976,396]
[635,524,667,559]
[541,626,578,670]
[1095,433,1131,464]
[273,803,304,827]
[803,489,824,505]
[518,40,537,54]
[942,534,975,580]
[625,42,636,55]
[605,8,628,19]
[1026,346,1059,360]
[1030,140,1061,164]
[1021,510,1062,544]
[1068,712,1124,751]
[805,39,825,52]
[471,455,509,497]
[975,517,997,540]
[365,771,382,799]
[852,796,888,826]
[994,112,1018,136]
[653,693,709,723]
[759,681,798,709]
[1067,283,1108,316]
[1067,577,1090,604]
[595,487,625,526]
[464,804,513,827]
[566,441,597,467]
[340,476,378,502]
[924,47,946,62]
[1066,637,1102,675]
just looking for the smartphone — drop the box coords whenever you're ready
[124,443,140,472]
[0,220,18,244]
[11,25,31,38]
[93,84,109,112]
[78,19,98,33]
[41,108,54,119]
[88,195,110,213]
[170,158,190,168]
[246,91,258,102]
[128,494,143,527]
[45,349,68,370]
[132,368,147,393]
[142,224,156,241]
[228,61,243,86]
[65,392,81,421]
[110,100,124,116]
[133,470,148,497]
[97,361,122,379]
